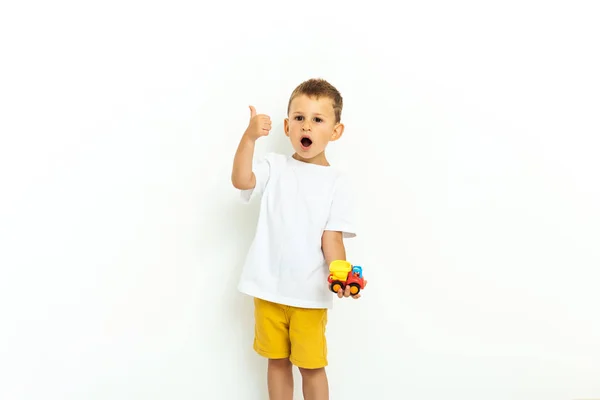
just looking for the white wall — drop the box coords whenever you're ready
[1,0,599,399]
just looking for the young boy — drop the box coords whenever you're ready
[231,78,363,400]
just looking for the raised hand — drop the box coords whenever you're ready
[244,105,272,141]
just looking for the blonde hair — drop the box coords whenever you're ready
[287,78,343,123]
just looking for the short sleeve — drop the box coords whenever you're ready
[324,174,357,238]
[240,153,274,203]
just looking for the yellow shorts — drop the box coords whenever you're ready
[253,297,328,369]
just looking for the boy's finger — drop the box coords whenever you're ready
[249,105,257,119]
[344,286,351,297]
[337,289,343,298]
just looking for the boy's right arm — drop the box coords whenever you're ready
[231,106,271,190]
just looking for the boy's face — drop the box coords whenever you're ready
[284,94,344,163]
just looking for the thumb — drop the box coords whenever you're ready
[249,105,257,119]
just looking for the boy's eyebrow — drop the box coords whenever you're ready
[292,111,326,116]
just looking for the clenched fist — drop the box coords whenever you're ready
[244,105,271,141]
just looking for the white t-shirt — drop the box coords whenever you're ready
[237,152,356,309]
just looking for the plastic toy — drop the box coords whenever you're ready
[327,260,366,295]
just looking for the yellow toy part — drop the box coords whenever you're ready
[329,260,352,282]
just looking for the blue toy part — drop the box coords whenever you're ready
[352,265,363,278]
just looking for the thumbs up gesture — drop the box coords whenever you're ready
[244,106,272,141]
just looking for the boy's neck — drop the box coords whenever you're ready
[292,152,330,167]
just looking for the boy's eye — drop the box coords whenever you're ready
[294,115,323,123]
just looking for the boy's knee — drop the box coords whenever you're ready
[269,358,292,370]
[298,367,325,378]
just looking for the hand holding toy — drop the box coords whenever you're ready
[327,260,367,298]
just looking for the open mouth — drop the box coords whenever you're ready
[300,136,313,148]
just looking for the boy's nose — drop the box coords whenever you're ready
[302,121,311,131]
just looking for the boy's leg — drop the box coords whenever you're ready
[299,367,329,400]
[288,306,329,400]
[268,358,294,400]
[253,298,293,400]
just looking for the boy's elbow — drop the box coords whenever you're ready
[231,173,255,190]
[231,177,246,190]
[322,232,346,266]
[231,176,241,189]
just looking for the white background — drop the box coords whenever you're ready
[1,0,599,399]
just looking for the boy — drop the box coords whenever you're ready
[231,78,364,400]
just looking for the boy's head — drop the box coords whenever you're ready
[284,78,344,163]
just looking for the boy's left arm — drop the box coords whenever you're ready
[322,230,364,299]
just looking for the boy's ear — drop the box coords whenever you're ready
[330,123,344,141]
[284,118,290,137]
